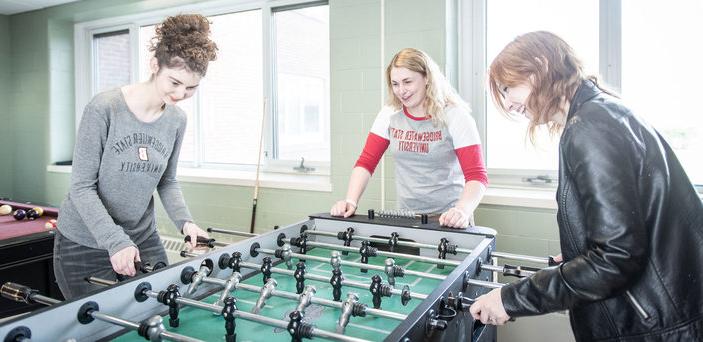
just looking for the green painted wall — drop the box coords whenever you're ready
[0,15,10,197]
[8,11,49,202]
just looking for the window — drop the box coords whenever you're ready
[93,30,130,94]
[76,1,330,175]
[273,5,330,162]
[462,0,701,188]
[621,0,703,186]
[485,0,599,172]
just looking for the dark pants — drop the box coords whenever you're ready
[53,230,168,300]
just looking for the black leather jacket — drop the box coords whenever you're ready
[501,80,703,341]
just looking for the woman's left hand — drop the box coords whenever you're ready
[183,222,209,249]
[469,288,511,325]
[439,207,471,228]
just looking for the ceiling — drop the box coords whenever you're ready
[0,0,81,15]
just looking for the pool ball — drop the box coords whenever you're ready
[32,207,44,217]
[0,204,12,216]
[26,209,38,220]
[13,209,26,220]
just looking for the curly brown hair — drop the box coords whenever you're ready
[150,14,218,76]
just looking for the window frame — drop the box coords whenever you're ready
[74,0,330,178]
[458,0,621,188]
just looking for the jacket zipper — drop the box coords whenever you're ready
[625,290,650,320]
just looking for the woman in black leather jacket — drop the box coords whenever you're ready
[470,31,703,341]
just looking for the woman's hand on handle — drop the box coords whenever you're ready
[469,288,511,325]
[110,246,140,276]
[183,222,209,249]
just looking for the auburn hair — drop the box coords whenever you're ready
[488,31,613,141]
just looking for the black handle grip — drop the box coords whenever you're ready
[184,235,216,248]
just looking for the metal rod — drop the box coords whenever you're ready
[307,230,448,251]
[208,227,259,238]
[238,261,427,300]
[305,230,551,264]
[284,238,461,267]
[258,248,446,281]
[466,279,504,289]
[203,276,406,321]
[490,251,550,264]
[90,311,202,342]
[31,294,61,306]
[143,290,370,342]
[181,251,198,258]
[86,277,117,287]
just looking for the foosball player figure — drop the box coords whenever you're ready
[287,310,313,342]
[157,284,181,327]
[337,227,354,255]
[294,261,306,294]
[260,256,272,285]
[370,274,383,309]
[222,296,237,342]
[388,232,399,253]
[359,240,377,273]
[330,268,344,302]
[229,252,242,273]
[437,237,457,269]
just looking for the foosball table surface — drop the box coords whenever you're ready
[114,246,456,341]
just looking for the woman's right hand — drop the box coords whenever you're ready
[330,199,357,217]
[110,246,140,276]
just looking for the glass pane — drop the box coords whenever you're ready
[139,24,196,163]
[622,0,703,185]
[138,25,155,82]
[486,0,599,171]
[93,30,130,94]
[274,5,330,162]
[200,10,263,165]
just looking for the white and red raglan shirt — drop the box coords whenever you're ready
[355,105,487,214]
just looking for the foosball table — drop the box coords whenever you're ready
[0,212,550,342]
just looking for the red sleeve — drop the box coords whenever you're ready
[354,133,390,174]
[455,144,488,186]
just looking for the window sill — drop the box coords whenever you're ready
[481,185,557,210]
[46,165,332,192]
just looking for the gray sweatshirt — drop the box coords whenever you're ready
[58,88,192,256]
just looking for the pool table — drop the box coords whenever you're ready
[0,198,64,318]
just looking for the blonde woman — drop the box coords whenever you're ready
[330,48,487,228]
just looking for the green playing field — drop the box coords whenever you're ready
[115,246,457,341]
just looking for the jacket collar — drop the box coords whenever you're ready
[567,79,603,119]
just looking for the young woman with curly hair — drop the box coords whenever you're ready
[54,14,218,299]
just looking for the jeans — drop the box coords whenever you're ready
[52,229,168,300]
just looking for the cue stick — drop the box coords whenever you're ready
[250,98,267,234]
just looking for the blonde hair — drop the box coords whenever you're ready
[488,31,603,141]
[385,48,468,126]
